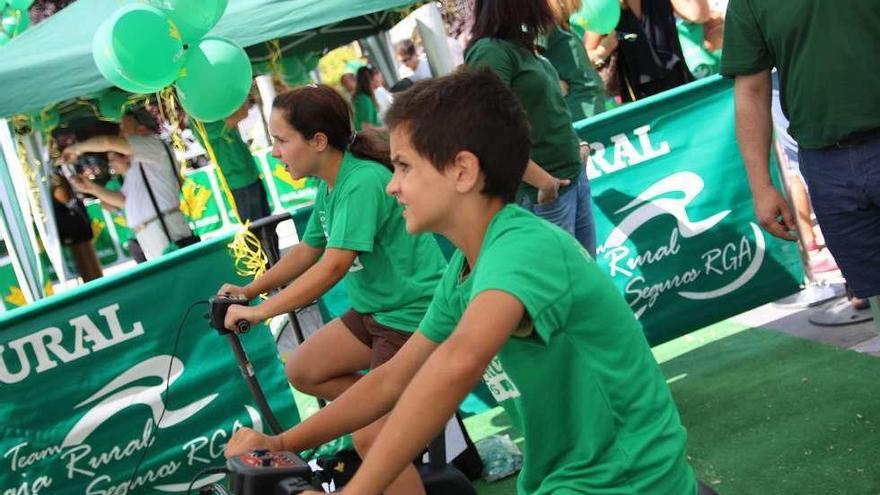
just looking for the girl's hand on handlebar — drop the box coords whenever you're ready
[224,427,283,458]
[224,304,263,332]
[218,283,249,299]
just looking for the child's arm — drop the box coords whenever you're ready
[224,247,356,329]
[224,332,440,457]
[523,159,570,204]
[61,135,133,162]
[342,290,525,495]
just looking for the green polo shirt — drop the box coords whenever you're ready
[352,93,382,131]
[420,205,695,494]
[720,0,880,148]
[301,152,445,331]
[198,120,260,189]
[466,38,583,201]
[543,26,606,122]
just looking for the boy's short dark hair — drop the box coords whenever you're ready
[384,67,530,203]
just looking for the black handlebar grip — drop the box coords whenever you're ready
[276,477,316,494]
[237,320,251,333]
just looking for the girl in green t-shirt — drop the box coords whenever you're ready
[544,0,607,122]
[352,66,383,132]
[465,0,597,255]
[218,85,445,495]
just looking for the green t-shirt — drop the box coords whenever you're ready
[198,120,261,189]
[301,152,446,331]
[543,26,606,122]
[420,205,695,495]
[720,0,880,149]
[352,93,382,132]
[465,38,583,202]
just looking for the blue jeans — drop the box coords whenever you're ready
[519,169,597,256]
[798,136,880,298]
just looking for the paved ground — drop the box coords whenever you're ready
[732,282,879,355]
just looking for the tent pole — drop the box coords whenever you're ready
[0,120,43,303]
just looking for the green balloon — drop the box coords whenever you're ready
[149,0,227,45]
[7,0,33,10]
[175,37,253,122]
[2,8,29,36]
[92,5,185,94]
[571,0,620,35]
[97,88,131,122]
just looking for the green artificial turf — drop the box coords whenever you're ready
[292,321,880,494]
[470,322,880,494]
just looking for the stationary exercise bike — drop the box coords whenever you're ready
[205,212,478,494]
[207,294,477,494]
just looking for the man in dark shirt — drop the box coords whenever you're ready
[721,0,880,322]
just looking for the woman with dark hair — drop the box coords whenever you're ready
[465,0,596,255]
[353,66,383,131]
[545,0,607,121]
[218,84,444,495]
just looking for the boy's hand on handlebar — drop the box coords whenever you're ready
[218,283,249,299]
[224,427,282,458]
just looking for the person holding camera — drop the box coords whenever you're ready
[64,109,197,261]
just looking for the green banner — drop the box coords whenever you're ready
[109,207,134,258]
[0,255,23,311]
[181,167,227,236]
[85,201,120,266]
[256,150,318,211]
[576,76,803,346]
[0,235,299,494]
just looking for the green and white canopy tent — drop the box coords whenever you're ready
[0,0,418,117]
[0,0,420,306]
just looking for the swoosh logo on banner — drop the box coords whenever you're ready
[678,223,765,300]
[601,172,730,251]
[62,355,218,447]
[153,405,265,492]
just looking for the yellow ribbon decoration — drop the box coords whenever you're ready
[14,134,46,226]
[76,98,104,121]
[266,39,285,86]
[184,99,271,285]
[226,220,270,291]
[189,118,242,222]
[155,89,195,217]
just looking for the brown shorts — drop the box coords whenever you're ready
[341,309,413,369]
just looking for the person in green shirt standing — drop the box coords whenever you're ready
[721,0,880,319]
[464,0,596,255]
[224,68,699,495]
[544,0,606,122]
[352,66,383,132]
[197,102,272,225]
[219,84,445,495]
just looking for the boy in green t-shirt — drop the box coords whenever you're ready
[225,68,696,495]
